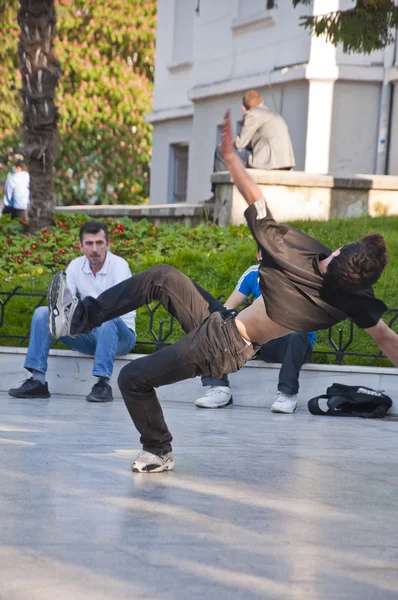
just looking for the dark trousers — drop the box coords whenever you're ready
[202,333,312,396]
[2,205,26,220]
[211,145,251,193]
[72,265,255,455]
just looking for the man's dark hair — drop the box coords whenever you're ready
[324,233,387,290]
[15,159,28,170]
[79,221,109,242]
[243,90,263,110]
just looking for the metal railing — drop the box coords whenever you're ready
[1,287,397,365]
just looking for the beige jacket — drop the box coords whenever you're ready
[235,105,295,170]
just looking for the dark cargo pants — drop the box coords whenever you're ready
[71,265,256,455]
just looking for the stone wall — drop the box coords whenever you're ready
[212,170,398,226]
[56,203,207,227]
[2,347,398,414]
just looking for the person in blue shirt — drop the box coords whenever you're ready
[195,250,316,413]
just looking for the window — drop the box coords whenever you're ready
[170,144,189,203]
[172,0,195,65]
[237,0,275,20]
[216,124,223,146]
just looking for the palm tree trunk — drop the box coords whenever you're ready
[18,0,61,232]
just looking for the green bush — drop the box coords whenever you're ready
[1,212,398,366]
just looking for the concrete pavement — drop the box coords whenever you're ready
[1,391,398,598]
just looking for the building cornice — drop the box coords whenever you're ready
[188,65,307,101]
[188,63,388,102]
[146,104,194,124]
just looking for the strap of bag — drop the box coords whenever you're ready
[308,394,347,416]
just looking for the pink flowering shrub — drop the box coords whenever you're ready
[0,0,156,205]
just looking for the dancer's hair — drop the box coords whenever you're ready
[79,221,109,242]
[324,233,387,289]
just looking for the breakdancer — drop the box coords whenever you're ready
[47,110,397,472]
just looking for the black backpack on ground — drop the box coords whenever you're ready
[308,383,393,419]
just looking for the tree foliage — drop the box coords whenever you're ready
[0,0,156,205]
[293,0,398,54]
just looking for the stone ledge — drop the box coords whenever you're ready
[2,347,397,413]
[212,169,398,224]
[57,204,203,216]
[211,169,398,190]
[56,204,206,226]
[2,347,397,376]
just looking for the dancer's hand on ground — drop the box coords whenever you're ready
[221,109,234,163]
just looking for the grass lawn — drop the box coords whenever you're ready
[1,213,398,367]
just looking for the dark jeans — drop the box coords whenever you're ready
[202,333,312,396]
[71,265,255,455]
[2,205,26,220]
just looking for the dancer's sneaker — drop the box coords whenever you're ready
[132,450,175,473]
[195,386,233,408]
[271,391,298,414]
[47,271,78,338]
[8,377,51,399]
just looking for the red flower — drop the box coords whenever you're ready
[15,257,24,263]
[58,248,67,254]
[42,229,52,234]
[23,250,32,256]
[30,243,37,250]
[41,237,49,243]
[116,224,124,232]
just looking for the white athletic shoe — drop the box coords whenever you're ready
[195,386,233,409]
[47,271,78,338]
[271,391,298,414]
[132,450,175,473]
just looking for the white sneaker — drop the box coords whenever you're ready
[271,391,298,414]
[47,271,78,338]
[195,386,233,409]
[132,450,175,473]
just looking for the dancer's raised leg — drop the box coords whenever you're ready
[48,264,224,338]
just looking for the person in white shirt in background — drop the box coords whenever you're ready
[9,221,136,402]
[2,158,30,220]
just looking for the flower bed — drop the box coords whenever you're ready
[1,212,398,365]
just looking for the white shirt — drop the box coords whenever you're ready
[4,171,30,210]
[66,252,136,331]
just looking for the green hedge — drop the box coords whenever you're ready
[1,212,398,366]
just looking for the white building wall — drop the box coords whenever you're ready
[329,82,381,175]
[150,117,193,204]
[388,86,398,175]
[148,0,398,205]
[151,0,195,113]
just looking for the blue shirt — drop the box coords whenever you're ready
[236,265,316,347]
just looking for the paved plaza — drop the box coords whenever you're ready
[1,390,398,599]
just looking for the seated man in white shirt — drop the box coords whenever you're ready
[9,221,136,402]
[2,158,30,220]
